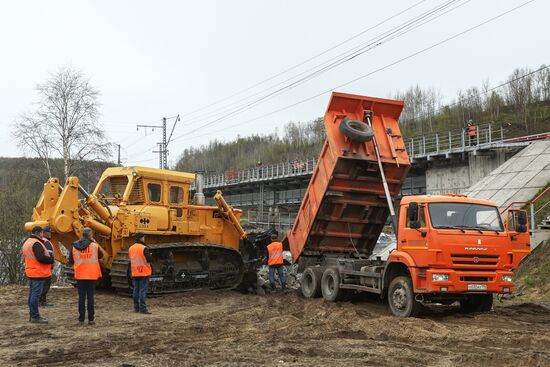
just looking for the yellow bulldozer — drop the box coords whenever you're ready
[24,166,269,294]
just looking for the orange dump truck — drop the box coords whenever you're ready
[284,92,531,317]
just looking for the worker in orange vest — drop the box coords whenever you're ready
[68,227,102,325]
[467,120,477,146]
[39,226,55,307]
[266,234,286,290]
[129,232,153,314]
[22,226,54,324]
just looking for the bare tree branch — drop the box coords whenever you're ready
[12,67,112,179]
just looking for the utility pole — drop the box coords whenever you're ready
[137,119,167,169]
[162,117,167,169]
[153,143,164,169]
[117,144,121,166]
[136,115,179,169]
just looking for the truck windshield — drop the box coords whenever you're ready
[428,202,504,232]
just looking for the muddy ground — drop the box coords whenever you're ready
[0,285,548,367]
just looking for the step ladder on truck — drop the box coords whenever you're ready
[283,92,531,317]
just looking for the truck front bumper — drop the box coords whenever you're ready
[413,269,515,294]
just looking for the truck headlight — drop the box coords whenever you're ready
[502,275,513,283]
[432,274,448,282]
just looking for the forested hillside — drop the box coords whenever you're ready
[175,119,325,173]
[176,65,550,174]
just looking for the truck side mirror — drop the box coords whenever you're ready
[408,202,420,229]
[516,211,527,233]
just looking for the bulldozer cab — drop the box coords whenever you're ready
[91,167,196,232]
[93,167,194,208]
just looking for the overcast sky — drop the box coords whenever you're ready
[0,0,548,167]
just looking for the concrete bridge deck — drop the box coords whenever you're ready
[196,126,549,230]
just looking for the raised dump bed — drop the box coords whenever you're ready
[286,92,410,265]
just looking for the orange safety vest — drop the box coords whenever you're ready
[267,241,284,266]
[73,242,102,280]
[468,125,476,136]
[22,237,52,278]
[129,243,152,277]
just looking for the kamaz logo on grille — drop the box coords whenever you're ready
[473,257,479,263]
[465,247,487,251]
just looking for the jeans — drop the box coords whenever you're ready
[132,277,149,312]
[268,265,286,289]
[77,280,96,322]
[28,278,45,319]
[40,276,51,304]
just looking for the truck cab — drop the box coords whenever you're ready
[384,194,531,316]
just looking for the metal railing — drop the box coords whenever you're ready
[407,124,549,160]
[500,186,550,237]
[199,127,548,188]
[203,158,317,188]
[209,188,306,207]
[244,210,297,231]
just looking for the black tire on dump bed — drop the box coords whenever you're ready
[339,118,374,142]
[459,294,493,313]
[321,267,346,302]
[301,267,323,298]
[387,276,422,317]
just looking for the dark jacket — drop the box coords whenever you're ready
[68,237,103,264]
[29,235,54,265]
[135,238,153,264]
[42,238,54,255]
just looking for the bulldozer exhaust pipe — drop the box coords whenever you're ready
[194,172,205,205]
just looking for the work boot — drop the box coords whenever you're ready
[88,320,96,325]
[30,317,48,324]
[139,310,152,315]
[40,302,54,307]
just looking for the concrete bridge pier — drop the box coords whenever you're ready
[424,149,518,195]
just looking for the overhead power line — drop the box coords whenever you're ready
[168,0,538,145]
[409,63,550,122]
[129,1,459,160]
[175,0,429,122]
[172,0,465,132]
[168,0,468,143]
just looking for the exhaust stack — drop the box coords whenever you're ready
[193,171,205,205]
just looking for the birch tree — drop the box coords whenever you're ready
[14,68,112,180]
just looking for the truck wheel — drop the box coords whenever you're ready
[301,267,323,298]
[387,276,421,317]
[339,118,374,142]
[321,267,344,302]
[478,294,494,312]
[459,294,493,313]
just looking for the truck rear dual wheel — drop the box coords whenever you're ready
[459,294,493,313]
[388,276,422,317]
[321,267,348,302]
[301,267,324,298]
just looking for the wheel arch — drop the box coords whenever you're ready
[382,261,411,298]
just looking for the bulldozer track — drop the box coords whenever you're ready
[110,242,245,296]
